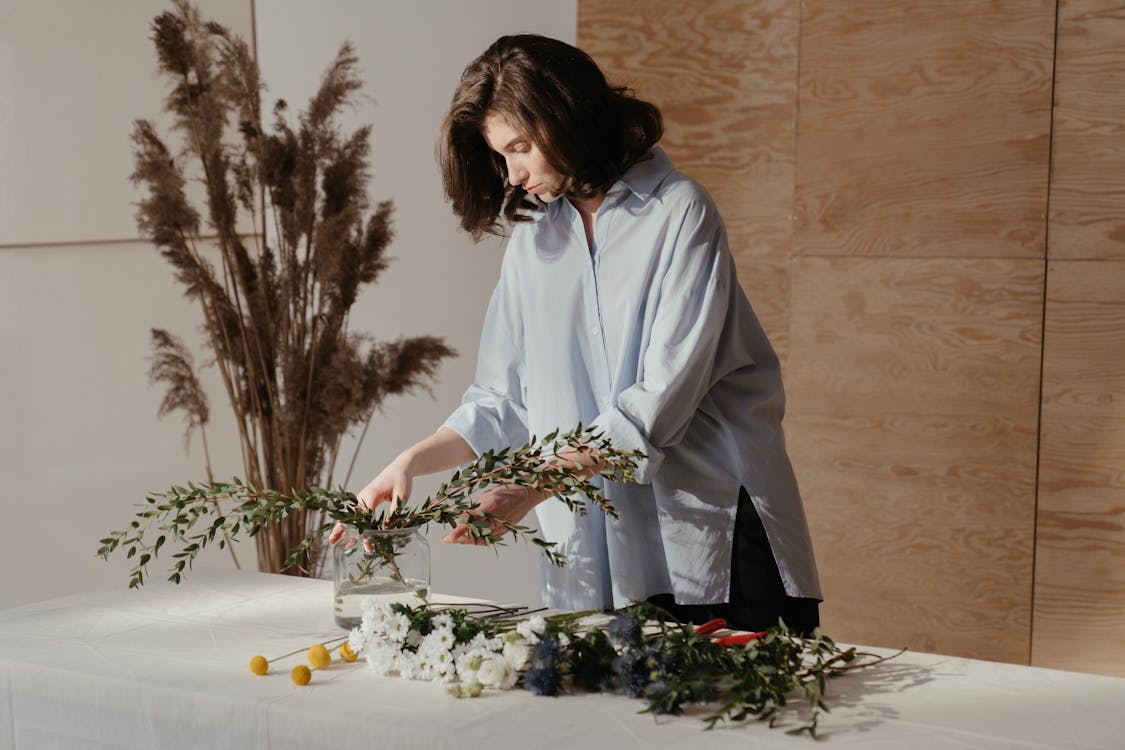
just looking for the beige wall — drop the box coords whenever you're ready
[0,0,257,606]
[0,1,577,610]
[580,0,1125,675]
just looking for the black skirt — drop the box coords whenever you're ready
[647,487,821,635]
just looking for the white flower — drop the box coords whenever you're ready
[386,613,411,643]
[365,643,399,676]
[371,610,393,636]
[455,648,486,683]
[396,651,420,680]
[476,652,517,690]
[453,678,483,698]
[502,639,531,671]
[361,599,390,630]
[528,615,547,634]
[516,619,539,643]
[431,650,457,683]
[465,632,504,652]
[431,613,454,630]
[411,652,435,682]
[405,629,423,648]
[421,625,456,654]
[558,632,570,649]
[348,625,368,655]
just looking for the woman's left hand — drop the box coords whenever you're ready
[442,486,544,545]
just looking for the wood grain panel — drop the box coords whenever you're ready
[735,257,790,369]
[793,1,1055,258]
[1032,261,1125,676]
[579,0,800,259]
[787,257,1043,662]
[1048,2,1125,259]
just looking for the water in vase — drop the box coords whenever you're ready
[334,576,430,628]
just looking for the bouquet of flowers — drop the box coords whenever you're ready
[298,598,899,738]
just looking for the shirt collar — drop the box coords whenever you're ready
[608,147,674,201]
[545,147,674,220]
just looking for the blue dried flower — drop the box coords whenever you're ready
[612,650,650,698]
[530,634,561,668]
[606,613,642,645]
[524,665,562,696]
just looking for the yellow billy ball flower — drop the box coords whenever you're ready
[339,642,358,663]
[249,655,269,675]
[291,664,312,686]
[307,644,331,669]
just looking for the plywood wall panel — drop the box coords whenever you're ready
[1032,261,1125,677]
[579,0,799,259]
[735,257,790,368]
[1048,2,1125,259]
[787,257,1043,662]
[793,1,1055,258]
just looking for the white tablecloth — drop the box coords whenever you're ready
[1,572,1122,749]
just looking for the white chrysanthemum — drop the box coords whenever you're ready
[467,632,491,650]
[421,625,456,654]
[411,652,435,682]
[396,651,419,680]
[528,615,547,634]
[430,650,457,683]
[386,612,411,643]
[360,597,382,621]
[405,629,423,648]
[365,643,399,676]
[431,613,454,630]
[502,639,531,671]
[348,625,368,655]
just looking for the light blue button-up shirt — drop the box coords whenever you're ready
[443,148,821,610]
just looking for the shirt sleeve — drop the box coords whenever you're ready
[441,247,530,457]
[590,195,732,483]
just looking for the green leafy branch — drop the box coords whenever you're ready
[97,425,643,588]
[555,603,903,737]
[647,619,885,735]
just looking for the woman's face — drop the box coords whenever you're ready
[482,112,565,203]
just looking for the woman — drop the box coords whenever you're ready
[333,34,822,633]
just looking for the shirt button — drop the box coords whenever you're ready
[590,326,600,336]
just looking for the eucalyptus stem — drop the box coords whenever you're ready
[98,425,643,588]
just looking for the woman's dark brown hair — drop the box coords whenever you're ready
[439,34,663,240]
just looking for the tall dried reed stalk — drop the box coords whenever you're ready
[132,1,455,576]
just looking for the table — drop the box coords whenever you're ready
[1,572,1122,749]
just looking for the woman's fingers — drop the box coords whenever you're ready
[444,522,486,545]
[442,510,502,545]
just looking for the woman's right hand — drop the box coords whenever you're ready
[327,428,476,545]
[328,459,413,545]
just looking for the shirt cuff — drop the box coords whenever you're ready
[441,403,509,458]
[590,407,665,485]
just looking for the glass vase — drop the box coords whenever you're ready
[333,526,430,628]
